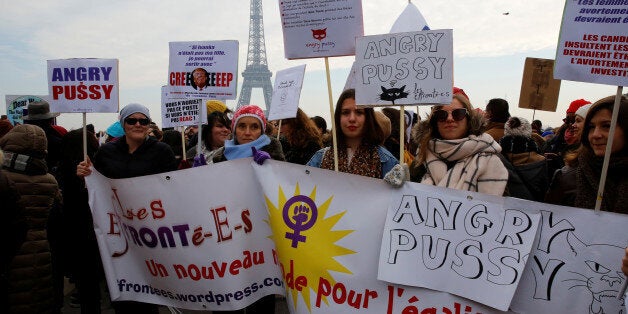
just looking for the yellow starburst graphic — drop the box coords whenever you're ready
[265,183,355,311]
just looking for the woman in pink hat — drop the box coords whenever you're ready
[208,105,283,313]
[209,104,284,164]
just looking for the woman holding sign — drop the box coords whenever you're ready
[306,88,398,178]
[398,93,508,195]
[77,103,176,314]
[546,95,628,213]
[209,104,283,313]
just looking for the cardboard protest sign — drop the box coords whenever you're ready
[554,0,628,86]
[518,58,561,112]
[378,183,540,311]
[47,58,119,112]
[4,95,48,125]
[267,65,306,121]
[160,86,207,128]
[167,41,238,99]
[355,29,453,107]
[279,0,364,59]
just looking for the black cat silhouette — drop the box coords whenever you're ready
[379,86,409,105]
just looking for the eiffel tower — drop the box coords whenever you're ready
[237,0,273,110]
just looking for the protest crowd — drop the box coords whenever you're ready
[1,86,627,313]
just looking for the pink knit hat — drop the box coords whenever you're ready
[231,105,266,132]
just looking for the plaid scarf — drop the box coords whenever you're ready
[422,133,507,196]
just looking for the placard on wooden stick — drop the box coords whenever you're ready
[518,57,561,112]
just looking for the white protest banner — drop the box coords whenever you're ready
[160,86,206,128]
[167,41,238,99]
[378,183,540,311]
[85,159,284,311]
[253,161,499,314]
[279,0,364,59]
[355,29,453,107]
[4,95,48,125]
[47,58,119,112]
[554,0,628,86]
[86,160,628,313]
[509,198,628,314]
[267,65,306,121]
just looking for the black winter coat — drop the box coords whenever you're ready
[94,136,178,179]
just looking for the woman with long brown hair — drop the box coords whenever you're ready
[403,94,508,195]
[307,88,398,178]
[278,108,322,165]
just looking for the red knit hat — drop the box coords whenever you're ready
[566,99,591,114]
[453,86,469,101]
[232,105,266,132]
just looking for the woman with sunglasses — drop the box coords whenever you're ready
[78,103,177,179]
[76,103,176,312]
[307,88,398,178]
[405,94,508,195]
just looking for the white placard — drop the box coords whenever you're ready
[554,0,628,86]
[167,41,238,99]
[160,86,207,128]
[279,0,364,59]
[4,95,48,125]
[47,58,119,113]
[355,29,453,107]
[267,65,306,121]
[378,183,540,311]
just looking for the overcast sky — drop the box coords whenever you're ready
[0,0,619,131]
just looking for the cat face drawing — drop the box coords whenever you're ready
[563,232,626,314]
[379,86,409,105]
[311,28,327,41]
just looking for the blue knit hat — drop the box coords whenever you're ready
[119,103,151,125]
[106,121,125,138]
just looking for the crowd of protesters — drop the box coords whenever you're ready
[1,87,627,313]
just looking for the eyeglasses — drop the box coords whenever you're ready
[432,108,468,122]
[125,118,150,126]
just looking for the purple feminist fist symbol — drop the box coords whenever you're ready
[283,195,318,248]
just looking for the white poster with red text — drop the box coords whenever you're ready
[279,0,364,59]
[47,58,119,112]
[554,0,628,86]
[167,41,238,100]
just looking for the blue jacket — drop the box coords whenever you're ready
[306,146,398,179]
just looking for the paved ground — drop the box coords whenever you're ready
[61,279,290,314]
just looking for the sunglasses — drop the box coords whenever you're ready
[432,108,468,122]
[125,118,150,126]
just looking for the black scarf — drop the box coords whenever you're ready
[575,149,628,214]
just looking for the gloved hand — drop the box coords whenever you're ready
[192,154,207,167]
[252,147,271,165]
[383,163,410,188]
